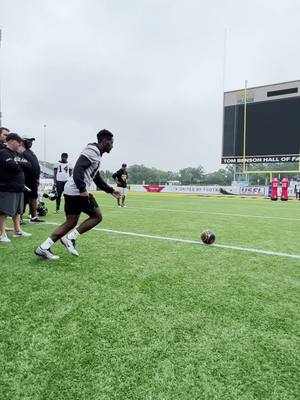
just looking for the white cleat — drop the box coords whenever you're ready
[35,246,60,260]
[0,234,11,243]
[60,236,79,256]
[13,230,32,238]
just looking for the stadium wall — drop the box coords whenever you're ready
[39,179,297,197]
[129,184,297,196]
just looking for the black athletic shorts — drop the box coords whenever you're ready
[64,193,99,216]
[24,180,39,199]
[56,181,66,197]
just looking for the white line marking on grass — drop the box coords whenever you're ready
[94,228,300,260]
[41,221,300,260]
[105,205,300,222]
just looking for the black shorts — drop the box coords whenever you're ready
[24,180,39,199]
[64,194,99,216]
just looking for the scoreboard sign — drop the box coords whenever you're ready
[222,80,300,164]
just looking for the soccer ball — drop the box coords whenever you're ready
[201,230,216,245]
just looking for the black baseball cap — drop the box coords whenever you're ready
[6,133,22,143]
[22,136,35,141]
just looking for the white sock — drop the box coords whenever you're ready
[67,229,80,241]
[40,237,54,250]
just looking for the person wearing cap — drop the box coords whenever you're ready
[0,127,13,235]
[112,163,129,207]
[0,127,27,236]
[0,133,32,242]
[22,136,44,222]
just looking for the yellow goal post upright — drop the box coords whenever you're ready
[242,80,300,182]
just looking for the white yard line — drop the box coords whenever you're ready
[95,228,300,260]
[104,205,300,222]
[38,221,300,260]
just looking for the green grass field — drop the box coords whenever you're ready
[1,193,300,400]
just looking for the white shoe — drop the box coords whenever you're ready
[118,205,122,208]
[35,246,60,260]
[30,217,45,223]
[60,236,79,256]
[0,234,11,243]
[122,205,127,208]
[13,230,32,238]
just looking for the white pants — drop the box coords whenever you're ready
[117,187,128,196]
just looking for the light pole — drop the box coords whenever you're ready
[43,124,47,163]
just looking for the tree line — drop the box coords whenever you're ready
[43,160,300,186]
[100,164,234,185]
[101,162,300,186]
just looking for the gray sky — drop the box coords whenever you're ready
[1,0,300,172]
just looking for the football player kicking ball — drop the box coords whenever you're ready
[35,129,120,260]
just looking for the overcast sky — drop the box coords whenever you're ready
[1,0,300,172]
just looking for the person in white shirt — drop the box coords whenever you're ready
[295,179,300,200]
[35,129,120,260]
[53,153,73,213]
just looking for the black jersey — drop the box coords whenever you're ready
[0,147,28,192]
[112,168,128,188]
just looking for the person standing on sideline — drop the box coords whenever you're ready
[0,127,11,237]
[53,153,72,213]
[0,133,32,243]
[22,136,44,222]
[0,128,32,238]
[295,178,300,200]
[112,163,128,207]
[35,129,121,260]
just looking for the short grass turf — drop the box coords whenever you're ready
[0,193,300,400]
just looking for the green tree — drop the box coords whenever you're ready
[100,170,113,183]
[203,168,233,185]
[179,166,205,185]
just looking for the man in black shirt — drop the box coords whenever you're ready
[112,163,128,207]
[22,136,44,222]
[0,133,32,242]
[0,128,10,240]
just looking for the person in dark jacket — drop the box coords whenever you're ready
[112,163,129,207]
[22,136,44,222]
[0,127,24,236]
[0,133,32,243]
